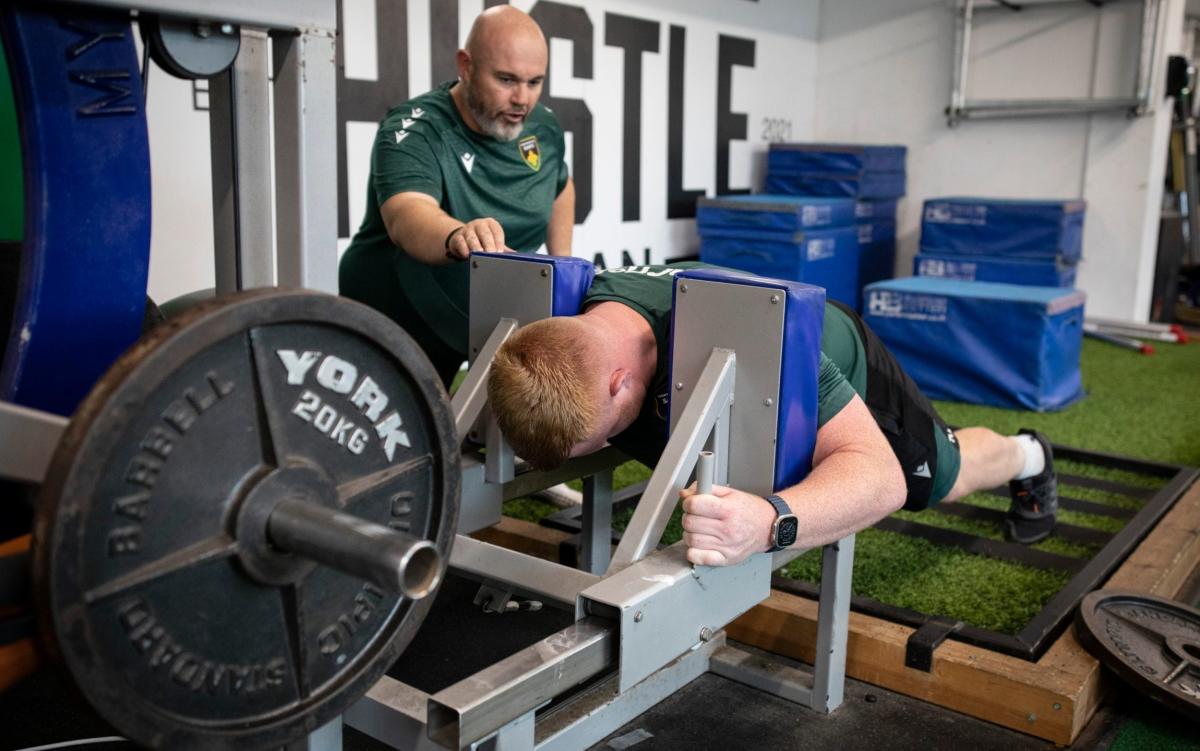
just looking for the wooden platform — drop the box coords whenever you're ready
[474,476,1200,745]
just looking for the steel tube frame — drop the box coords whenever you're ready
[209,29,275,293]
[947,0,1162,125]
[0,401,67,484]
[426,617,616,749]
[450,535,599,611]
[272,26,338,292]
[607,349,736,573]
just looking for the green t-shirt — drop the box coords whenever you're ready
[582,263,865,465]
[340,81,569,355]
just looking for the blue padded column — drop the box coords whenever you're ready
[1,6,151,416]
[671,268,825,492]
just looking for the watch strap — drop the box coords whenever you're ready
[764,494,795,553]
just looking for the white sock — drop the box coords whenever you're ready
[1014,435,1046,480]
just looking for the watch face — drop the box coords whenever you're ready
[775,515,799,548]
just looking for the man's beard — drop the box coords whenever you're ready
[466,80,525,142]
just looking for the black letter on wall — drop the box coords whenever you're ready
[716,34,755,197]
[529,1,593,224]
[430,1,459,87]
[604,13,659,222]
[667,26,703,219]
[336,0,409,237]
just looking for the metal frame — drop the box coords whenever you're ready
[51,0,342,293]
[336,261,856,749]
[773,445,1199,662]
[947,0,1164,125]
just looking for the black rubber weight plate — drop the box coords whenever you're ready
[1075,589,1200,719]
[33,289,460,750]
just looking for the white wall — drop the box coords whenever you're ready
[142,0,1184,322]
[813,0,1184,321]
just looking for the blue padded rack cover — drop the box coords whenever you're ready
[920,197,1086,261]
[862,277,1086,412]
[765,170,906,200]
[697,194,856,233]
[1,6,152,416]
[470,252,595,316]
[915,253,1076,288]
[671,268,825,491]
[767,143,907,174]
[698,225,859,308]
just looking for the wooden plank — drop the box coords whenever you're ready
[469,516,570,561]
[477,473,1200,745]
[0,638,38,694]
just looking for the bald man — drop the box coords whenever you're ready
[340,7,575,385]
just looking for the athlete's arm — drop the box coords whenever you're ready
[680,394,906,566]
[545,177,575,257]
[380,192,510,263]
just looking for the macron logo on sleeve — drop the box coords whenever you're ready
[395,130,409,144]
[461,152,475,174]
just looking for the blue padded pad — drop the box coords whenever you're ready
[671,268,825,492]
[470,252,595,315]
[862,277,1085,412]
[920,197,1086,261]
[697,194,856,233]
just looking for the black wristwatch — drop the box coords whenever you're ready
[764,494,799,552]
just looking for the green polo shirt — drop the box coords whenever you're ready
[340,81,569,356]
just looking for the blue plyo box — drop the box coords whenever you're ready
[858,220,897,308]
[856,199,898,220]
[765,170,906,200]
[767,143,908,174]
[921,197,1086,262]
[697,194,856,233]
[699,225,859,308]
[915,253,1076,288]
[861,277,1086,412]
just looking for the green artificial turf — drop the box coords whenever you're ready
[933,337,1200,467]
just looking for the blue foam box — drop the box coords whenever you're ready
[915,253,1076,288]
[767,143,907,174]
[858,220,897,306]
[861,277,1085,412]
[697,194,856,233]
[765,170,906,199]
[921,197,1085,261]
[856,199,898,220]
[699,225,859,308]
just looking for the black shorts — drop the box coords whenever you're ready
[828,301,960,509]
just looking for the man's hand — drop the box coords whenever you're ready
[446,217,512,260]
[680,484,777,566]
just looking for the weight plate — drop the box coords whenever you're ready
[0,6,152,416]
[34,289,460,750]
[1075,589,1200,718]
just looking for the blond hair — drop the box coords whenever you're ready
[487,318,601,470]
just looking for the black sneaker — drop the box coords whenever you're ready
[1005,429,1058,544]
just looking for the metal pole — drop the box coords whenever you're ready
[267,497,442,597]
